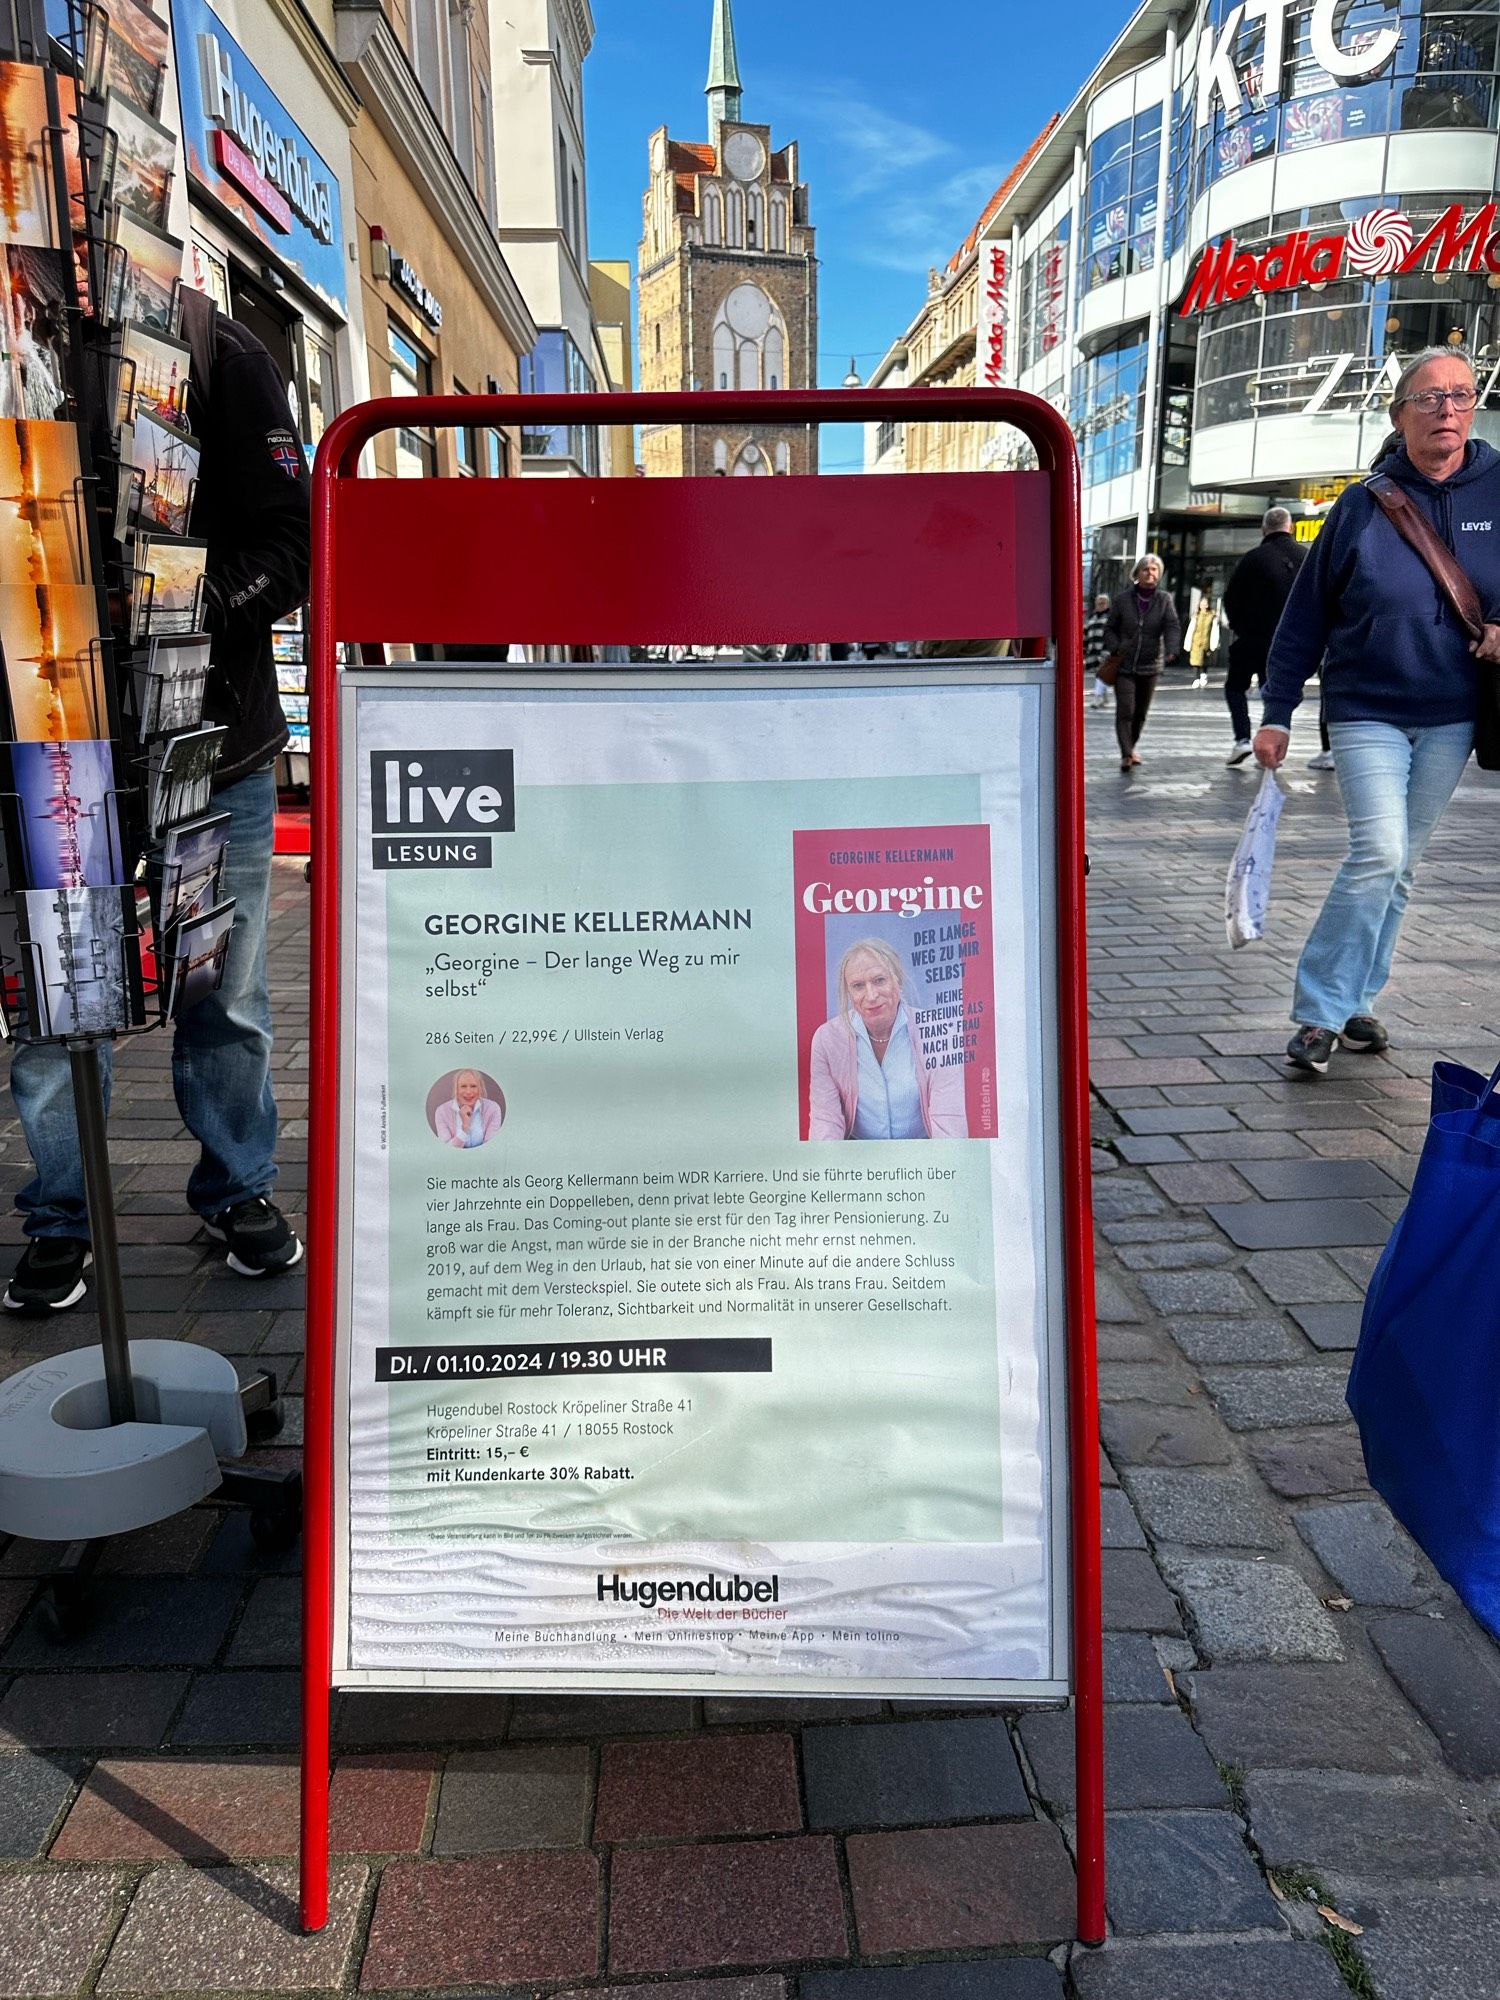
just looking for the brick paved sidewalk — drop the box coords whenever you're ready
[0,693,1494,1998]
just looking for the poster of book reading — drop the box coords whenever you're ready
[338,674,1069,1697]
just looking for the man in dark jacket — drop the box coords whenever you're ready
[1220,507,1306,764]
[4,290,308,1313]
[1103,555,1181,769]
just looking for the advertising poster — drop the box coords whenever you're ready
[338,675,1066,1697]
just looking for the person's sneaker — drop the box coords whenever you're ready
[1226,740,1253,766]
[1307,749,1336,771]
[1286,1025,1338,1075]
[2,1238,92,1315]
[202,1197,304,1278]
[1341,1014,1390,1055]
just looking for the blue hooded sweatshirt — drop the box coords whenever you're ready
[1263,437,1500,732]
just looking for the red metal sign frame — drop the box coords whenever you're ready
[304,387,1104,1946]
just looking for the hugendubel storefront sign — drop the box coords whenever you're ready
[1181,198,1500,314]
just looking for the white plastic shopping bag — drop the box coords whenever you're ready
[1225,767,1285,950]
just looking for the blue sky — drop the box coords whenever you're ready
[584,0,1133,423]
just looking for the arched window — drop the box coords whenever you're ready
[733,442,771,476]
[714,438,728,471]
[702,185,721,246]
[747,187,764,250]
[775,440,790,473]
[724,185,744,247]
[712,319,734,391]
[711,284,787,402]
[769,193,787,252]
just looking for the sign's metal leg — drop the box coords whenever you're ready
[66,1038,135,1428]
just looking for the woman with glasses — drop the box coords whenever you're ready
[1255,347,1500,1075]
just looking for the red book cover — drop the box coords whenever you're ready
[793,825,997,1141]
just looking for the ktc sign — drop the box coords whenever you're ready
[1197,0,1399,127]
[978,243,1008,388]
[1181,200,1500,314]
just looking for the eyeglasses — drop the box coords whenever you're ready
[1398,386,1478,414]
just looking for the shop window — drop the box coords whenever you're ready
[453,382,479,476]
[520,328,599,473]
[389,321,436,478]
[296,327,336,449]
[1082,106,1159,293]
[1071,328,1149,486]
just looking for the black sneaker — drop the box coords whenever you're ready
[202,1197,304,1278]
[1286,1025,1338,1075]
[1341,1014,1389,1055]
[2,1238,92,1315]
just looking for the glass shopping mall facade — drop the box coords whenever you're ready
[981,0,1500,602]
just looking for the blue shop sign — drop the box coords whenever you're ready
[169,0,346,317]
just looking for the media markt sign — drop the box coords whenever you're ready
[170,0,347,316]
[1181,200,1500,314]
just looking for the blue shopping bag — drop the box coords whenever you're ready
[1347,1055,1500,1639]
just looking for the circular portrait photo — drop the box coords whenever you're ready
[427,1068,507,1150]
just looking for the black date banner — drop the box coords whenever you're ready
[375,1338,774,1381]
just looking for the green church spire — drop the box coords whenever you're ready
[706,0,743,144]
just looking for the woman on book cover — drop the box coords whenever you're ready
[808,938,968,1140]
[433,1069,504,1149]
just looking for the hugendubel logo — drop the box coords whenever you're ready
[597,1570,781,1610]
[370,750,514,870]
[1180,199,1500,315]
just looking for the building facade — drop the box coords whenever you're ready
[491,0,625,476]
[335,0,535,482]
[637,0,818,478]
[953,0,1500,607]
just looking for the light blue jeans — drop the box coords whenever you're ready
[1292,719,1474,1031]
[9,768,281,1239]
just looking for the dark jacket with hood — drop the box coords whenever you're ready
[180,290,310,786]
[1222,531,1306,676]
[1102,583,1181,675]
[1263,439,1500,731]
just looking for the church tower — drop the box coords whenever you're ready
[637,0,818,478]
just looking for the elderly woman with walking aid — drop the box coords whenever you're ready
[1255,346,1500,1076]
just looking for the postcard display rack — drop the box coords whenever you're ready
[0,0,296,1593]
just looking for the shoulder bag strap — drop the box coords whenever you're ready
[1367,475,1485,641]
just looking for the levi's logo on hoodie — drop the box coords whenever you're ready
[1459,520,1492,532]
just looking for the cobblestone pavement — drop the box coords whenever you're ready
[0,689,1495,1998]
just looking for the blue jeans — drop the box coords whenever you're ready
[1292,719,1474,1030]
[9,768,281,1239]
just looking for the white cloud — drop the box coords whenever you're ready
[766,77,1005,271]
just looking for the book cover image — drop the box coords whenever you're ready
[793,824,998,1142]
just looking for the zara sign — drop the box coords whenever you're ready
[1196,0,1400,127]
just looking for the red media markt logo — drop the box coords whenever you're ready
[1180,199,1500,315]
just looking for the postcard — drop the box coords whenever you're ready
[113,323,190,432]
[155,808,228,935]
[133,532,206,637]
[166,898,234,1020]
[103,90,173,227]
[275,662,305,695]
[108,208,181,333]
[5,737,123,889]
[0,579,106,739]
[129,407,198,536]
[16,883,142,1036]
[0,61,54,247]
[1,244,70,418]
[86,0,167,119]
[147,721,225,834]
[279,694,308,729]
[0,418,88,587]
[137,630,210,738]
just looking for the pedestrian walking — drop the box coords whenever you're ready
[1187,587,1220,687]
[1103,555,1181,770]
[1221,507,1306,766]
[4,290,309,1312]
[1255,346,1500,1076]
[1084,592,1111,705]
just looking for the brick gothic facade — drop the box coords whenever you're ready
[636,5,817,478]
